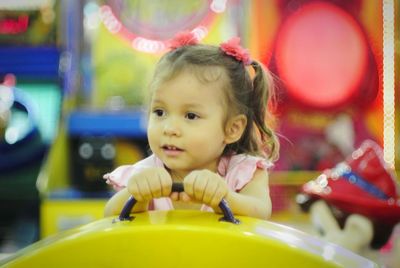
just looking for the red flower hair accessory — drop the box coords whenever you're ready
[169,31,199,49]
[220,37,252,65]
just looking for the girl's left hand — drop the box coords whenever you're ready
[183,170,229,208]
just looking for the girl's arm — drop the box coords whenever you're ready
[104,188,149,217]
[224,169,272,220]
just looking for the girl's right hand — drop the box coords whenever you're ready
[126,167,172,202]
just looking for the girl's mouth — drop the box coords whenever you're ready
[162,145,183,156]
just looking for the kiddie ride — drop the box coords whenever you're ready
[0,184,377,268]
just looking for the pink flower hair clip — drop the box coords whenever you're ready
[169,31,199,49]
[220,37,252,65]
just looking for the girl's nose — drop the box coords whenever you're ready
[163,119,181,136]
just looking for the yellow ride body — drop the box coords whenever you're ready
[0,210,377,268]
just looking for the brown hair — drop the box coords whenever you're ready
[148,44,279,161]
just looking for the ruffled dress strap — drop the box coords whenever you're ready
[217,154,273,191]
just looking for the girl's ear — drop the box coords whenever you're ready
[224,114,247,144]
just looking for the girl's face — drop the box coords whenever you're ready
[147,69,229,179]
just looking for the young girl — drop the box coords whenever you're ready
[103,32,279,220]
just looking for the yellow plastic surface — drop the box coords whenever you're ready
[40,199,107,238]
[1,210,377,268]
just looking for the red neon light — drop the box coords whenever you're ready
[275,2,368,109]
[0,15,29,35]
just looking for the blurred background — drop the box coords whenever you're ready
[0,0,398,266]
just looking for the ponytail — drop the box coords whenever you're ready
[250,61,279,161]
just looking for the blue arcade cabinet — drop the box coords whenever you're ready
[0,1,62,251]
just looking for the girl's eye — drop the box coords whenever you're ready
[186,112,199,120]
[153,109,165,117]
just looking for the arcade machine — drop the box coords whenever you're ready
[0,0,62,251]
[246,0,385,226]
[249,1,399,266]
[39,0,248,238]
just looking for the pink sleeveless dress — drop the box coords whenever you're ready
[104,154,272,211]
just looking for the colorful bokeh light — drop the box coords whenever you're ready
[275,2,368,109]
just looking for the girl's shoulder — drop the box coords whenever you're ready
[218,153,273,174]
[218,153,273,191]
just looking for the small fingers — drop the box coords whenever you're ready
[210,181,228,208]
[170,192,191,202]
[179,192,191,202]
[137,177,153,201]
[183,173,195,198]
[193,176,208,201]
[126,168,173,202]
[170,192,179,201]
[184,170,229,206]
[202,180,218,205]
[148,176,162,198]
[184,170,207,201]
[128,178,144,202]
[158,169,173,197]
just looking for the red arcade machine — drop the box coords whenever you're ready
[248,0,386,217]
